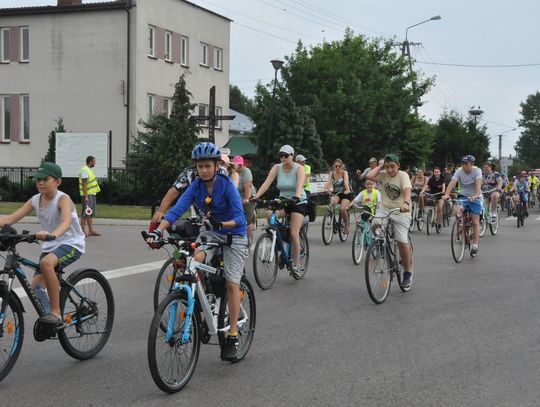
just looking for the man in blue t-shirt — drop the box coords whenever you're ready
[147,142,247,362]
[443,155,483,256]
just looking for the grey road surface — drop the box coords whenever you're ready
[2,215,540,407]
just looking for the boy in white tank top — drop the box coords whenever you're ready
[0,162,85,326]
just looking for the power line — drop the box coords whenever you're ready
[233,21,298,44]
[417,61,540,68]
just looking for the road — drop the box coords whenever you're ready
[2,214,540,406]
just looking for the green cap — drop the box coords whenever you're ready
[384,154,400,164]
[34,162,62,179]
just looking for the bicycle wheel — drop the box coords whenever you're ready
[0,295,24,382]
[293,230,309,280]
[395,236,413,293]
[426,208,433,235]
[416,208,424,231]
[365,242,392,304]
[451,219,465,263]
[408,204,416,232]
[252,233,278,290]
[148,292,201,393]
[338,212,350,241]
[444,202,451,227]
[489,207,500,235]
[321,211,334,245]
[154,257,182,311]
[218,276,256,362]
[516,204,522,228]
[59,269,115,360]
[352,226,364,265]
[479,210,487,237]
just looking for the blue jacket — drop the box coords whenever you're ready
[164,174,247,236]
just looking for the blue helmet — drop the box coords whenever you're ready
[461,154,475,163]
[191,142,221,161]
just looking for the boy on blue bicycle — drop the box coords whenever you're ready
[147,143,248,362]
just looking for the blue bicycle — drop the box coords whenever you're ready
[351,205,375,265]
[252,198,310,290]
[0,226,115,382]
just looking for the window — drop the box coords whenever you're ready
[164,31,172,61]
[148,94,155,117]
[1,28,10,63]
[215,107,222,129]
[148,25,155,57]
[198,103,208,126]
[213,47,222,70]
[20,95,29,140]
[180,36,189,66]
[199,42,208,66]
[20,27,29,62]
[2,95,11,141]
[163,98,172,118]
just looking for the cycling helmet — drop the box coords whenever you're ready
[191,142,221,161]
[461,154,475,163]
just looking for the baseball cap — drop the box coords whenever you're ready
[33,162,62,179]
[296,154,306,162]
[279,145,294,155]
[220,154,230,163]
[232,156,244,166]
[383,154,400,164]
[368,157,377,163]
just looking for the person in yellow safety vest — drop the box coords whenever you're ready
[79,155,101,237]
[347,179,381,214]
[295,154,311,200]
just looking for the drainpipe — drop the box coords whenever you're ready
[124,0,132,162]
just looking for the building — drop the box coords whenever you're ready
[0,0,231,167]
[224,108,257,157]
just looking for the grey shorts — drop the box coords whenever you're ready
[373,208,411,244]
[82,195,97,218]
[198,232,248,285]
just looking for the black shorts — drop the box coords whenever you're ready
[285,202,307,216]
[337,193,353,202]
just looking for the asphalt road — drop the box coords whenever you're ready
[2,213,540,407]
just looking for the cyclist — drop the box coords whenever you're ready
[222,154,240,188]
[482,162,503,224]
[443,155,483,256]
[421,166,446,228]
[511,172,530,217]
[366,154,413,288]
[0,162,85,326]
[232,155,257,245]
[356,157,378,188]
[147,142,248,362]
[411,168,428,215]
[295,154,311,200]
[347,179,381,214]
[253,144,307,276]
[324,159,353,234]
[528,171,538,203]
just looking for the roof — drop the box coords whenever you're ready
[0,1,130,16]
[224,135,257,156]
[229,109,255,134]
[181,0,232,22]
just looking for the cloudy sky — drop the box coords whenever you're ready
[5,0,540,157]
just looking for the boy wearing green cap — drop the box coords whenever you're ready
[366,154,414,288]
[0,162,85,325]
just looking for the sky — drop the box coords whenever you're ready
[4,0,540,158]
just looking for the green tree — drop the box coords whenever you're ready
[126,74,200,202]
[229,84,255,117]
[42,117,66,163]
[515,92,540,167]
[281,31,432,170]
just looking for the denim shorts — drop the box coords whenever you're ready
[458,196,483,215]
[37,244,82,274]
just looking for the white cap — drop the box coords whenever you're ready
[279,145,294,155]
[296,154,306,162]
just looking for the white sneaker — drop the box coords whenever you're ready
[490,214,498,224]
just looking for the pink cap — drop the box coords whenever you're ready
[221,154,230,163]
[232,156,244,166]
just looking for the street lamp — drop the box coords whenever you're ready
[498,127,517,162]
[403,15,441,115]
[266,59,284,167]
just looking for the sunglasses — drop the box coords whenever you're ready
[334,164,342,168]
[279,153,290,158]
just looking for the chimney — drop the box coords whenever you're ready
[57,0,83,6]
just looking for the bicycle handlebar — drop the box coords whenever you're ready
[0,230,56,245]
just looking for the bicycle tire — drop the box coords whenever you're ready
[321,212,334,245]
[59,269,115,360]
[444,202,451,227]
[218,276,256,363]
[338,212,350,242]
[352,227,364,265]
[516,204,522,228]
[451,219,465,263]
[396,236,413,293]
[153,257,180,311]
[0,295,24,382]
[252,233,278,290]
[489,207,500,235]
[148,292,201,393]
[479,211,487,237]
[426,209,433,236]
[416,209,424,231]
[365,242,392,304]
[409,203,416,232]
[292,229,309,280]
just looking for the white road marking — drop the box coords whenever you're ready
[12,260,164,299]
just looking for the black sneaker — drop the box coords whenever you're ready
[221,335,239,361]
[525,211,529,218]
[401,272,412,289]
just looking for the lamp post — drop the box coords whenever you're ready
[403,15,441,115]
[266,59,284,168]
[498,128,516,162]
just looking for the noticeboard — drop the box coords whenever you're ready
[55,133,108,178]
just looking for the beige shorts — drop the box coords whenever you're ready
[373,207,411,244]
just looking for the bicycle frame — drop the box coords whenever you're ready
[266,212,290,265]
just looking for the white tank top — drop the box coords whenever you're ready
[31,191,86,254]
